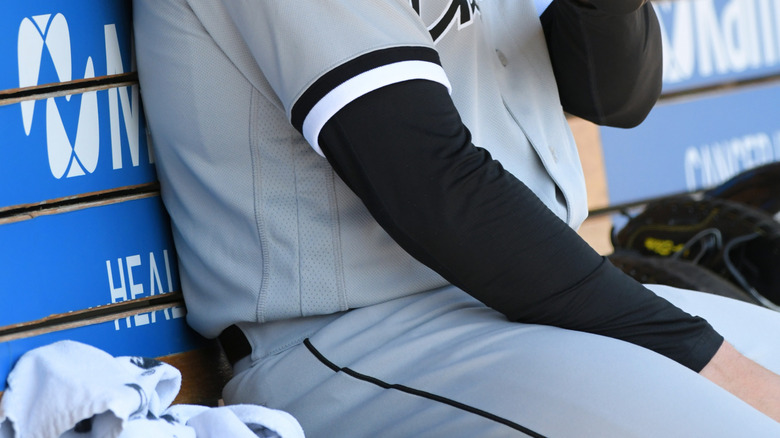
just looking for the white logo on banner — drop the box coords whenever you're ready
[655,0,780,85]
[106,250,185,330]
[18,13,100,179]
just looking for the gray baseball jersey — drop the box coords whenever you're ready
[131,2,759,435]
[137,0,588,338]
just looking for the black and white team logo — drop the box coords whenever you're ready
[411,0,480,43]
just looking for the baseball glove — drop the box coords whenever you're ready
[705,161,780,218]
[608,250,758,304]
[612,195,780,310]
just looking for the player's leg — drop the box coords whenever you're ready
[224,286,780,437]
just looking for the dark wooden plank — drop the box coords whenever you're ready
[161,342,233,407]
[0,73,137,106]
[1,341,232,408]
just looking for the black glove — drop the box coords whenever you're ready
[613,194,780,310]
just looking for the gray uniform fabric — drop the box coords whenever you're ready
[133,0,586,338]
[133,0,780,435]
[225,285,780,437]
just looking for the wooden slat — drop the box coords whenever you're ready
[161,342,233,407]
[0,185,159,226]
[0,183,159,216]
[0,73,138,106]
[0,293,183,342]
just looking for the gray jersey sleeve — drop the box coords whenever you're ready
[221,1,452,155]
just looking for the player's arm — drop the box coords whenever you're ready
[317,78,722,372]
[219,0,718,371]
[540,0,662,127]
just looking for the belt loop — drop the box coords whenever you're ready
[218,324,252,365]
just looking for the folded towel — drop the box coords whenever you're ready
[0,341,303,438]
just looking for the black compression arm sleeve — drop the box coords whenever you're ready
[318,80,722,372]
[541,0,662,127]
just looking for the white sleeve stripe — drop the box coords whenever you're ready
[302,60,452,157]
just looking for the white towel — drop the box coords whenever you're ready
[0,340,304,438]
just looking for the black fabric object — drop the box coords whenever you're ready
[705,161,780,217]
[608,250,758,305]
[541,0,663,127]
[613,195,780,311]
[317,80,723,372]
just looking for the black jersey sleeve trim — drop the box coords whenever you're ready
[303,338,547,437]
[299,59,451,157]
[290,46,446,132]
[317,79,723,371]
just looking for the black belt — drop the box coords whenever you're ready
[218,324,252,366]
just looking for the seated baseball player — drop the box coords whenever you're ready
[132,0,780,435]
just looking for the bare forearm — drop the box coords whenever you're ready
[701,341,780,422]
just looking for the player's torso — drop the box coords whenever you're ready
[158,0,588,333]
[413,0,587,226]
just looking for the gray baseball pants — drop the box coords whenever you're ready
[225,285,780,437]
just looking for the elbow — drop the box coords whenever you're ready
[597,91,659,128]
[600,17,663,127]
[566,94,658,129]
[561,1,663,128]
[601,72,662,128]
[570,62,662,128]
[610,113,650,129]
[605,112,650,129]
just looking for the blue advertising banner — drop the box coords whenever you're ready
[0,85,156,209]
[0,195,181,327]
[0,0,206,393]
[1,0,134,91]
[600,81,780,205]
[655,0,780,93]
[0,315,206,391]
